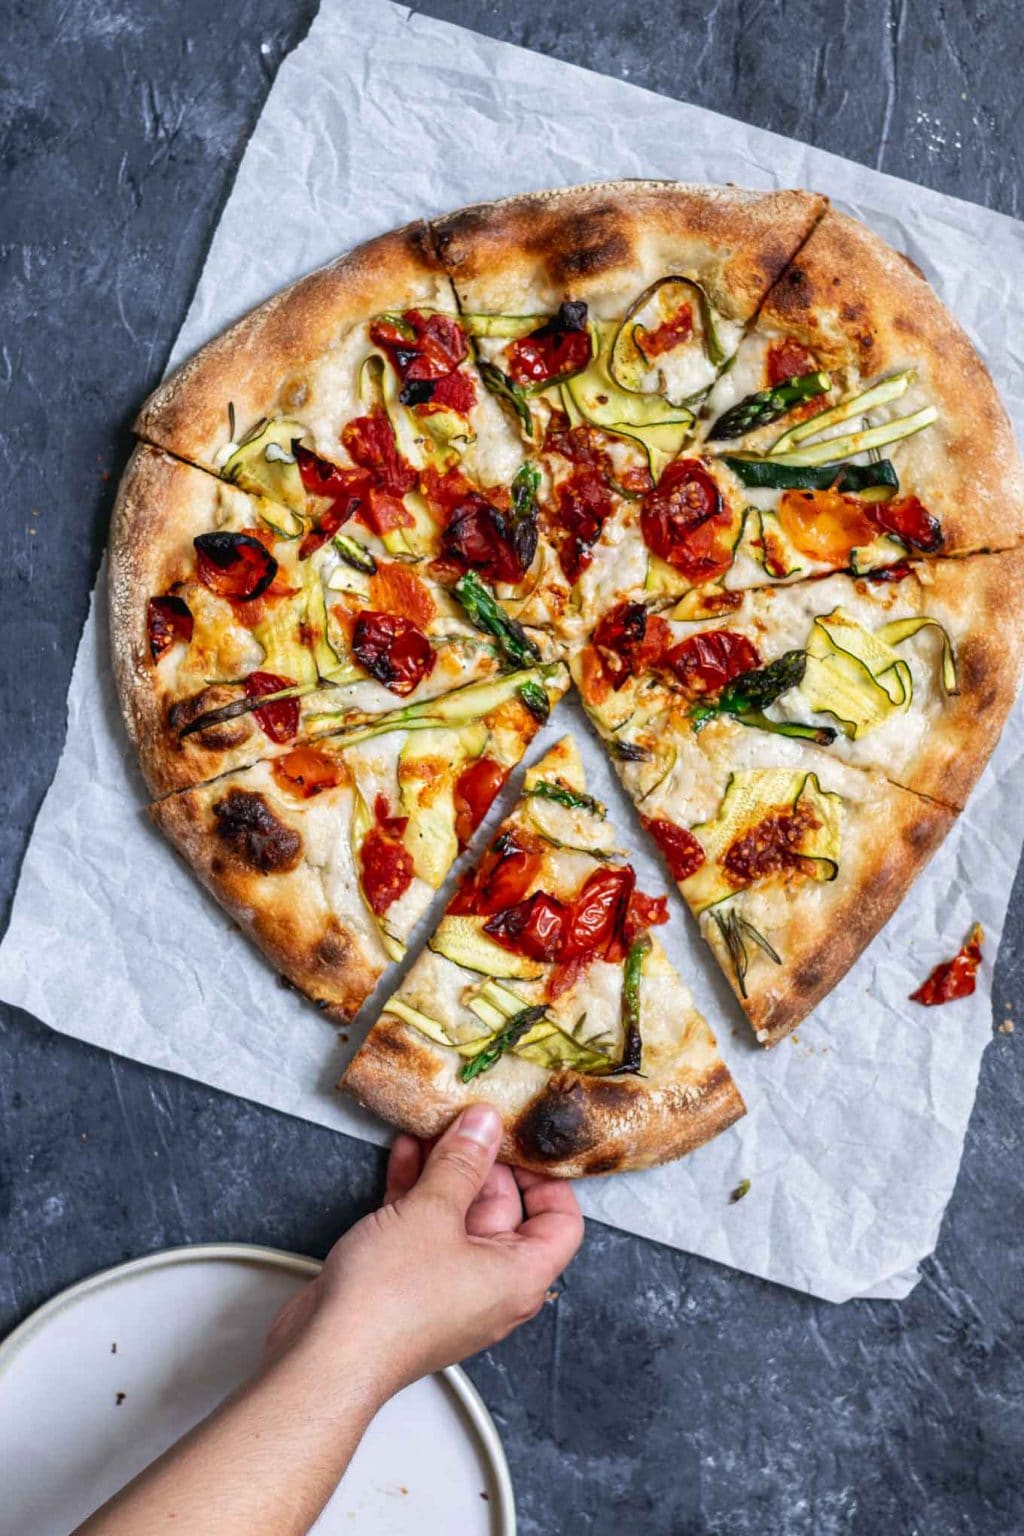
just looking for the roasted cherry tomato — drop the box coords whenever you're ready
[777,489,876,563]
[766,337,819,386]
[484,891,568,962]
[440,495,526,585]
[641,816,707,882]
[453,758,507,846]
[341,412,417,497]
[507,304,592,387]
[589,602,674,691]
[422,368,476,414]
[563,866,636,961]
[640,459,734,582]
[867,494,942,553]
[368,563,436,629]
[623,889,669,944]
[542,421,620,582]
[447,830,543,916]
[244,671,299,743]
[910,923,983,1005]
[271,746,346,799]
[147,595,193,661]
[663,629,761,695]
[295,446,369,559]
[194,532,278,601]
[369,309,468,385]
[360,800,413,917]
[352,611,435,697]
[635,303,693,359]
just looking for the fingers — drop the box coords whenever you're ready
[413,1104,503,1219]
[513,1171,585,1278]
[384,1134,424,1204]
[465,1161,522,1238]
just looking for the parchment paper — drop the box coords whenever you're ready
[3,0,1023,1303]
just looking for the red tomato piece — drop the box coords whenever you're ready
[766,338,819,386]
[641,817,707,882]
[591,602,671,689]
[623,889,669,945]
[640,459,734,582]
[867,495,943,553]
[341,412,417,498]
[635,303,693,359]
[563,866,635,962]
[352,611,435,696]
[484,891,569,962]
[910,923,983,1006]
[243,671,300,743]
[447,830,543,916]
[271,747,346,799]
[663,629,761,695]
[194,532,278,601]
[440,495,526,585]
[369,309,469,385]
[147,595,193,661]
[425,369,477,415]
[360,829,413,916]
[453,758,507,847]
[507,305,592,387]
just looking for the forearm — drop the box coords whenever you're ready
[75,1329,388,1536]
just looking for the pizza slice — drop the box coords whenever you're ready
[431,181,827,631]
[572,610,957,1044]
[111,445,564,795]
[342,736,745,1175]
[573,546,1024,811]
[148,664,569,1018]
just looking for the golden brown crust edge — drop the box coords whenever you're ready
[149,788,384,1021]
[725,787,955,1046]
[134,220,447,471]
[341,1014,746,1178]
[432,180,827,319]
[761,209,1024,556]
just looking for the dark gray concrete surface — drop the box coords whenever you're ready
[2,3,1022,1532]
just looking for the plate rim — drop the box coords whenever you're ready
[0,1241,516,1534]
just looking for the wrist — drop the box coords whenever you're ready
[271,1313,402,1419]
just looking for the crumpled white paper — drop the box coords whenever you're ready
[3,0,1023,1303]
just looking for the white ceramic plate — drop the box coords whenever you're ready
[0,1243,515,1535]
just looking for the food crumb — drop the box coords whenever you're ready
[338,1032,349,1044]
[111,1342,117,1354]
[480,1491,490,1501]
[115,1392,126,1406]
[998,1019,1014,1034]
[729,1178,751,1204]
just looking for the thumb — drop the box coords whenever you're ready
[413,1103,503,1218]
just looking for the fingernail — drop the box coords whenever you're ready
[457,1103,501,1147]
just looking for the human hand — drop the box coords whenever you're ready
[264,1104,584,1403]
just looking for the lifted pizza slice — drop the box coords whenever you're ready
[342,736,745,1176]
[111,445,563,794]
[148,665,569,1018]
[572,546,1024,810]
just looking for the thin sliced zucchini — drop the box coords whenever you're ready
[877,616,958,695]
[848,537,909,575]
[222,418,308,522]
[754,509,803,580]
[462,313,542,339]
[682,769,843,913]
[302,561,351,682]
[384,996,457,1049]
[332,533,378,575]
[722,457,900,499]
[769,369,915,456]
[566,322,694,479]
[398,723,488,888]
[429,914,547,981]
[610,276,728,400]
[762,407,937,468]
[802,609,913,738]
[306,663,565,741]
[252,602,318,689]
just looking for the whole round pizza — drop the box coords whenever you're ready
[110,182,1024,1177]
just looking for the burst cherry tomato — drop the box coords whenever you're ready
[777,489,876,563]
[507,304,592,387]
[147,595,193,661]
[867,495,942,553]
[352,611,435,696]
[341,412,416,497]
[424,368,477,415]
[563,866,635,962]
[640,460,734,582]
[484,891,568,962]
[360,799,414,917]
[590,603,672,690]
[194,533,278,601]
[636,303,693,359]
[766,338,819,386]
[447,830,543,916]
[623,889,669,944]
[295,446,369,558]
[244,671,299,743]
[271,746,346,799]
[910,923,983,1005]
[453,758,507,846]
[641,817,707,882]
[440,495,526,585]
[663,629,761,695]
[369,309,469,391]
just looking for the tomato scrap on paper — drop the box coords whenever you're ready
[909,923,984,1006]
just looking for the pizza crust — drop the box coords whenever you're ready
[342,1010,745,1178]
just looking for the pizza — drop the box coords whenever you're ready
[110,181,1024,1173]
[342,738,745,1175]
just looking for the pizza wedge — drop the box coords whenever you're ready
[342,736,745,1175]
[149,665,569,1018]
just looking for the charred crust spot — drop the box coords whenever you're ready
[314,918,355,973]
[582,1152,622,1176]
[958,638,998,709]
[545,212,630,283]
[896,250,927,282]
[515,1078,597,1164]
[169,685,254,752]
[212,789,302,874]
[792,957,825,998]
[891,312,923,339]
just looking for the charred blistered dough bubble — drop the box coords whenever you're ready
[168,685,255,752]
[212,789,302,873]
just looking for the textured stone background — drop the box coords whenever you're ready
[2,3,1023,1531]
